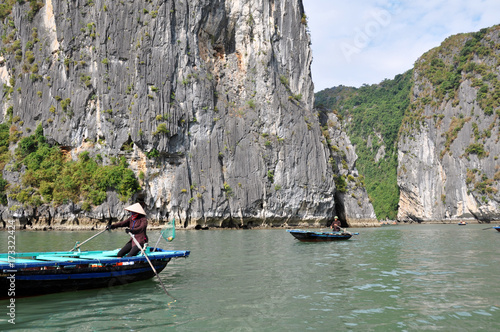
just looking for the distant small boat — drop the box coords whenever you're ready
[494,226,500,232]
[287,229,353,242]
[458,221,467,226]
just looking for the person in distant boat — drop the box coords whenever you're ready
[330,216,341,232]
[107,203,148,257]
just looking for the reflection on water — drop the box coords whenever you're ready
[1,224,499,331]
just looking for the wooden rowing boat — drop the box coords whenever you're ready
[287,229,353,242]
[0,247,189,299]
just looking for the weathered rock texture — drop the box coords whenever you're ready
[0,0,376,229]
[319,109,377,227]
[397,26,500,223]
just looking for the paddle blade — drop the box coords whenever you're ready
[162,218,175,241]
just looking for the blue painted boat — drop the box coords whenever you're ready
[458,221,467,226]
[494,226,500,232]
[287,229,353,242]
[0,247,189,299]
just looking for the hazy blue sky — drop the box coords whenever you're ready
[304,0,500,92]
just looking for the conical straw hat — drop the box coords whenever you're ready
[124,203,146,215]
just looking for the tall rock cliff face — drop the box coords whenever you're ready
[397,26,500,222]
[319,109,377,227]
[0,0,376,228]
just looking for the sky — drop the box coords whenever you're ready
[304,0,500,92]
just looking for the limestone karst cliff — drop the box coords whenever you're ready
[0,0,376,229]
[315,25,500,224]
[397,25,500,223]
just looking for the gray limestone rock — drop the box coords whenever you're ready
[397,28,500,223]
[0,0,376,229]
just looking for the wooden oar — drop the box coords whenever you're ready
[70,228,109,251]
[339,227,359,235]
[482,226,493,230]
[128,232,175,300]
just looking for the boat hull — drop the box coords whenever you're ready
[0,247,189,299]
[287,229,352,242]
[494,226,500,232]
[1,261,168,298]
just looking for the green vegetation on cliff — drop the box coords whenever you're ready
[0,1,44,21]
[316,25,500,221]
[315,70,413,220]
[0,124,10,205]
[4,124,141,210]
[406,25,500,201]
[404,26,500,130]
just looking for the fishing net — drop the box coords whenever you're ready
[153,219,175,250]
[162,218,175,242]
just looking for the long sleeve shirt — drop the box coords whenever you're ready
[112,215,148,247]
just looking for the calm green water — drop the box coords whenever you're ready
[1,224,499,331]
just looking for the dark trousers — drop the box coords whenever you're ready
[117,241,141,257]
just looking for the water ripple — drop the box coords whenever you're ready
[2,225,500,331]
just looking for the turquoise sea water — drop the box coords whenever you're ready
[1,224,499,331]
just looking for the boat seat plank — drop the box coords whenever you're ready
[1,257,47,264]
[35,255,94,262]
[77,250,120,259]
[33,249,121,261]
[13,259,43,263]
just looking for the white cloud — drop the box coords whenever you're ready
[305,0,500,91]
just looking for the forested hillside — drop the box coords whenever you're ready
[315,71,413,220]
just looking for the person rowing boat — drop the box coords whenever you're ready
[330,215,341,232]
[107,203,148,257]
